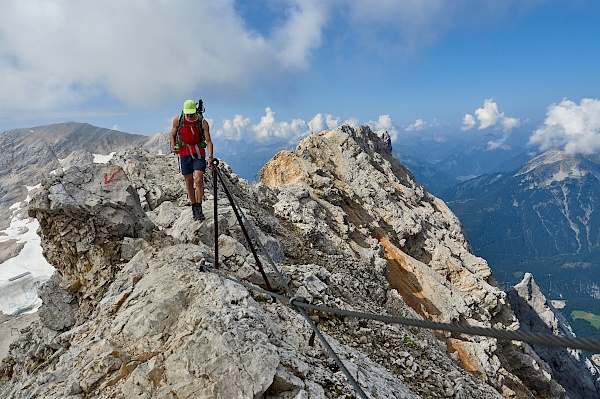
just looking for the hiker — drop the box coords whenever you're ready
[171,99,214,221]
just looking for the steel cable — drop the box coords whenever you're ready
[211,165,369,399]
[214,166,293,297]
[208,162,600,398]
[202,266,600,353]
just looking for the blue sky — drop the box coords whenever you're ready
[1,0,599,153]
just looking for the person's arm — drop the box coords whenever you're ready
[203,119,214,166]
[171,116,179,153]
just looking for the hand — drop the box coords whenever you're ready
[172,146,179,154]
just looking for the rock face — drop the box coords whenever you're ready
[0,122,165,231]
[0,125,589,398]
[28,163,157,323]
[0,122,168,317]
[508,273,600,399]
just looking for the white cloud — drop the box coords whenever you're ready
[0,0,554,121]
[461,99,521,150]
[486,137,511,151]
[462,99,520,133]
[475,99,501,129]
[218,115,251,141]
[273,0,328,69]
[462,114,477,131]
[0,1,329,115]
[216,108,310,142]
[216,108,396,144]
[308,113,341,133]
[368,115,399,142]
[405,119,428,132]
[345,117,360,128]
[502,116,520,131]
[529,98,600,155]
[250,108,308,141]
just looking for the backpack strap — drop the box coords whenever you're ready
[176,112,206,159]
[175,111,185,147]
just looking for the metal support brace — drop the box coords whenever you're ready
[212,160,273,291]
[206,163,367,398]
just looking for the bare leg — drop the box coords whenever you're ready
[184,173,195,203]
[194,170,204,204]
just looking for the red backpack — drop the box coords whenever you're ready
[176,100,207,155]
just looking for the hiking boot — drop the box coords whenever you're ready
[197,207,205,221]
[192,203,205,221]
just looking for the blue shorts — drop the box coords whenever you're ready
[180,155,206,175]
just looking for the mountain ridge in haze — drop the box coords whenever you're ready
[443,148,600,301]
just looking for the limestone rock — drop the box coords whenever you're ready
[27,162,157,322]
[2,126,590,398]
[37,272,78,331]
[509,273,600,398]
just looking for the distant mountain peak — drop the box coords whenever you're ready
[509,272,600,399]
[443,145,600,314]
[516,148,600,187]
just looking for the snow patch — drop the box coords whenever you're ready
[94,152,115,164]
[552,169,569,182]
[0,186,54,315]
[545,166,585,186]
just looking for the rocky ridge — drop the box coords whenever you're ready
[0,122,166,231]
[0,124,591,398]
[508,273,600,398]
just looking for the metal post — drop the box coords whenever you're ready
[215,167,273,292]
[212,158,219,268]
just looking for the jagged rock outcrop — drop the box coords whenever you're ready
[0,122,165,231]
[258,126,564,397]
[508,273,600,398]
[26,163,157,323]
[0,125,585,398]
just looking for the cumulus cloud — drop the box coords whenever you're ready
[529,98,600,155]
[501,115,521,131]
[461,99,521,150]
[462,99,520,132]
[486,137,511,151]
[368,114,399,142]
[214,107,311,142]
[215,108,397,143]
[219,115,251,141]
[251,108,308,141]
[405,119,428,132]
[461,114,477,131]
[345,117,360,128]
[308,113,341,133]
[476,100,501,129]
[0,1,329,115]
